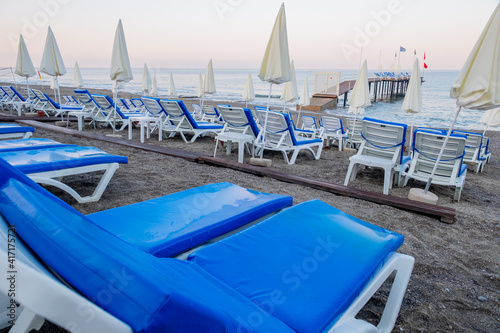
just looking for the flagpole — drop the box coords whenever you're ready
[397,49,401,70]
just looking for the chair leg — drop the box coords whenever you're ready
[8,308,45,333]
[344,162,356,186]
[382,168,392,195]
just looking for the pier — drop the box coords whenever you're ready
[298,75,413,111]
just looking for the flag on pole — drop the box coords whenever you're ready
[414,49,416,55]
[395,52,397,57]
[400,46,406,52]
[37,71,41,79]
[424,52,426,60]
[423,52,428,68]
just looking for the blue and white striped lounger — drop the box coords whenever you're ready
[0,123,34,140]
[0,145,127,203]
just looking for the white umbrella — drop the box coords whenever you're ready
[480,107,500,135]
[40,26,66,106]
[151,74,158,96]
[73,61,84,88]
[141,63,152,95]
[257,3,291,157]
[110,19,133,135]
[242,73,255,107]
[297,76,310,127]
[348,59,370,132]
[202,59,216,106]
[426,3,500,192]
[14,34,36,111]
[281,60,298,111]
[203,59,216,94]
[196,73,204,100]
[169,73,177,97]
[402,58,422,151]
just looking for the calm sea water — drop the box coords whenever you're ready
[2,68,492,130]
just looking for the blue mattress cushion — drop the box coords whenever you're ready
[88,182,293,257]
[0,138,66,152]
[0,146,128,174]
[189,199,404,333]
[0,158,295,333]
[0,124,35,134]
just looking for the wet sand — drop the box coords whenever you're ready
[1,83,499,332]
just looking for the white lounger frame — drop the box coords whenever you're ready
[159,100,223,143]
[0,217,133,333]
[255,110,323,165]
[27,163,120,203]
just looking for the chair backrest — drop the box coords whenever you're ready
[218,106,260,137]
[300,115,317,131]
[319,116,345,134]
[92,94,129,119]
[345,117,363,143]
[360,118,407,165]
[130,98,144,108]
[74,89,98,110]
[452,130,483,162]
[411,129,467,181]
[190,104,204,119]
[141,97,165,117]
[7,86,26,102]
[256,110,294,148]
[159,100,197,130]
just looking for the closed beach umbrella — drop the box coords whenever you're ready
[426,3,500,192]
[348,59,370,116]
[297,76,310,126]
[203,59,216,95]
[196,73,204,98]
[40,26,66,106]
[110,19,133,134]
[297,76,310,127]
[402,58,422,150]
[110,20,133,84]
[169,73,177,97]
[480,107,500,135]
[257,3,292,157]
[141,63,152,95]
[151,74,158,96]
[281,60,298,104]
[15,35,36,111]
[258,3,291,86]
[73,61,84,88]
[242,73,255,107]
[15,35,36,79]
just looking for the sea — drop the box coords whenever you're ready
[1,68,493,131]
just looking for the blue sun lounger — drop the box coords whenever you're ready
[0,138,65,152]
[0,157,413,333]
[0,145,127,203]
[0,123,34,140]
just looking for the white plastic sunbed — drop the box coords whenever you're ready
[345,118,410,195]
[0,124,34,140]
[0,158,413,333]
[255,109,323,164]
[0,145,127,203]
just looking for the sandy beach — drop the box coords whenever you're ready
[1,83,499,332]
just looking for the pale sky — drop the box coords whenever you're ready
[1,0,498,70]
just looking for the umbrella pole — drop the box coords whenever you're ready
[297,105,303,128]
[482,125,488,136]
[409,114,415,156]
[26,78,32,113]
[113,83,118,135]
[260,83,273,158]
[424,106,462,193]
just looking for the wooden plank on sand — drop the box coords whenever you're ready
[15,120,456,223]
[200,156,456,223]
